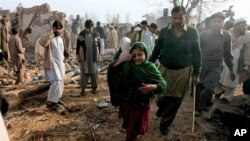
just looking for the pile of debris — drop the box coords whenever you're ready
[0,48,116,109]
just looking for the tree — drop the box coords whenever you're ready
[105,11,112,23]
[112,13,120,24]
[143,13,157,24]
[170,0,233,22]
[84,13,90,20]
[89,12,98,23]
[125,12,130,24]
[171,0,200,18]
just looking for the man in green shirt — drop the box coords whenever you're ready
[149,6,201,135]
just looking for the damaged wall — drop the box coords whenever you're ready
[0,3,65,47]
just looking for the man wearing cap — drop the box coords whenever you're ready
[136,20,148,42]
[196,12,235,117]
[41,20,66,110]
[219,18,250,102]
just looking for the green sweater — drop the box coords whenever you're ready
[150,25,202,76]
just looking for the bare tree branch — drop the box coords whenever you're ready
[185,0,191,9]
[186,0,200,16]
[105,11,112,23]
[125,12,130,23]
[181,0,184,6]
[173,0,178,6]
[177,0,181,5]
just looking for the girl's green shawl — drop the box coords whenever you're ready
[107,42,166,106]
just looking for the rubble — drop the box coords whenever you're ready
[0,3,244,141]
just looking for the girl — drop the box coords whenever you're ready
[108,42,166,141]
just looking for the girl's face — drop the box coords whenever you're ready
[131,47,146,65]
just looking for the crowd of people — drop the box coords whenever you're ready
[1,5,250,141]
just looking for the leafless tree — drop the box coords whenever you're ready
[84,13,90,20]
[83,12,98,23]
[105,11,113,23]
[125,12,131,23]
[171,0,233,19]
[144,0,232,21]
[112,13,120,24]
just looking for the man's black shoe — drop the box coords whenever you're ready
[80,90,86,96]
[92,89,96,94]
[46,101,59,110]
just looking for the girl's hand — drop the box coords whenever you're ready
[120,54,133,62]
[113,54,133,67]
[138,83,157,94]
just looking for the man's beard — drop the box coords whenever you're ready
[53,31,61,36]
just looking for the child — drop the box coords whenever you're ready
[107,42,166,141]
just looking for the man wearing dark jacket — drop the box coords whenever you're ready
[76,19,99,95]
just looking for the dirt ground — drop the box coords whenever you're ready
[0,54,244,141]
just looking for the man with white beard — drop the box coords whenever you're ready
[219,18,250,102]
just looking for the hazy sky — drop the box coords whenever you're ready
[225,0,250,22]
[0,0,169,24]
[0,0,249,24]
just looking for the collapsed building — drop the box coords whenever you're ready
[0,3,71,66]
[0,3,66,47]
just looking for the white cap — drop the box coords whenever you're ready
[234,18,247,25]
[134,27,141,32]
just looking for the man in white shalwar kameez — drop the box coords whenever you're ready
[41,20,65,109]
[219,18,250,102]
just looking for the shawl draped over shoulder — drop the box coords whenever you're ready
[107,42,166,106]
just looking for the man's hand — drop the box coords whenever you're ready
[230,71,236,81]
